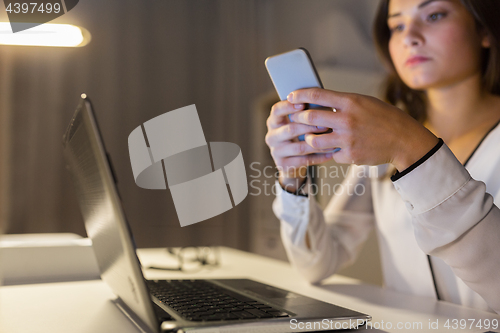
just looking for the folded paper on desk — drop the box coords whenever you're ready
[0,233,100,285]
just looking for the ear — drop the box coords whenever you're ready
[480,30,491,48]
[482,34,491,48]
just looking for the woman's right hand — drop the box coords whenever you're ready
[265,100,334,191]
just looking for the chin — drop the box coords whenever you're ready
[401,74,442,91]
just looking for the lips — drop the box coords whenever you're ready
[405,55,431,67]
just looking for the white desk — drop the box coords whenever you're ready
[1,247,499,333]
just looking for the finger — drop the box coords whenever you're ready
[268,101,306,130]
[304,131,342,150]
[289,109,342,128]
[266,123,329,146]
[287,88,347,109]
[317,147,342,153]
[284,153,334,168]
[273,141,326,158]
[277,123,330,143]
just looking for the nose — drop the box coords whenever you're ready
[402,21,424,47]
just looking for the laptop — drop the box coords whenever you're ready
[62,94,371,333]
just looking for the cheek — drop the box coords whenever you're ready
[388,39,404,70]
[432,25,482,70]
[434,27,462,56]
[388,38,411,82]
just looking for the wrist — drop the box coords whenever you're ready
[278,175,307,193]
[392,126,439,172]
[277,165,308,191]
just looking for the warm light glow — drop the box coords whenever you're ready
[0,22,91,47]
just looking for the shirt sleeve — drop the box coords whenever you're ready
[391,139,444,181]
[273,165,376,284]
[392,143,500,314]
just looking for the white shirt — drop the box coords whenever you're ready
[273,125,500,314]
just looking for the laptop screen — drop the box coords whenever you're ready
[62,96,159,333]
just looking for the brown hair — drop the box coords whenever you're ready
[373,0,500,123]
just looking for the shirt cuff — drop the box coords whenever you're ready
[278,177,309,197]
[392,142,471,215]
[273,179,311,229]
[391,138,444,182]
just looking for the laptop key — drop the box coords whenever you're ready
[258,307,274,311]
[223,313,239,320]
[244,308,273,318]
[196,311,215,316]
[244,300,260,304]
[214,308,228,313]
[203,313,227,321]
[232,311,257,319]
[191,307,208,312]
[252,303,268,308]
[175,306,191,310]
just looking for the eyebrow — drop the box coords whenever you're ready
[388,0,447,19]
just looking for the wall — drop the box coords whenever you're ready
[0,0,384,285]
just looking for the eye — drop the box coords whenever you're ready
[427,12,446,22]
[389,24,404,34]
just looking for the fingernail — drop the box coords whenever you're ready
[325,153,333,159]
[316,126,328,130]
[294,103,303,109]
[287,92,294,102]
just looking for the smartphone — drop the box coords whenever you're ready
[265,48,328,141]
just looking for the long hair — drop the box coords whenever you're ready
[373,0,500,123]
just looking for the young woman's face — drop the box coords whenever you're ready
[387,0,489,90]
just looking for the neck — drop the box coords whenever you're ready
[424,74,500,142]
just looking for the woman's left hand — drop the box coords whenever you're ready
[287,88,439,171]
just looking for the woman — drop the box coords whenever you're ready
[265,0,500,313]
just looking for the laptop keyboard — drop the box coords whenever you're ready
[146,280,290,322]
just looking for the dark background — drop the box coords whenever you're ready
[0,0,381,258]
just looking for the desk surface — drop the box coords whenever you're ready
[1,247,499,333]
